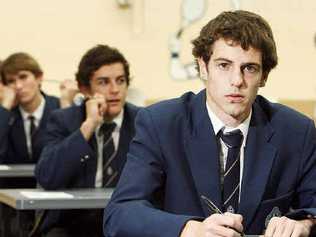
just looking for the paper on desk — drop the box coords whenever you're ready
[21,191,74,199]
[0,165,10,170]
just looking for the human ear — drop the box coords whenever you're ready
[259,74,268,87]
[79,84,92,97]
[197,58,208,81]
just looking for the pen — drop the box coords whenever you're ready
[201,195,223,214]
[201,195,246,237]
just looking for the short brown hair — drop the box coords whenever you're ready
[1,52,43,84]
[192,10,278,76]
[76,45,130,87]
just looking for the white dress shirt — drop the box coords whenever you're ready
[206,102,251,200]
[19,95,45,157]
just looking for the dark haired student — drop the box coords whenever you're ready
[36,45,140,237]
[104,11,316,237]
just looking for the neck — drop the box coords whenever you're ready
[103,114,115,123]
[221,116,243,128]
[206,99,249,128]
[21,93,42,114]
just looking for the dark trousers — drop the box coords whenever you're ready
[43,209,104,237]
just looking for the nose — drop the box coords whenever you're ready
[109,81,119,94]
[230,68,243,87]
[15,80,23,90]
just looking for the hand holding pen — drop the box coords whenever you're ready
[201,195,245,237]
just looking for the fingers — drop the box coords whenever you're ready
[265,217,285,237]
[59,79,80,108]
[223,212,244,233]
[0,85,17,110]
[88,93,107,110]
[205,224,240,237]
[85,93,107,123]
[203,213,243,237]
[265,217,310,237]
[59,79,79,97]
[60,79,78,89]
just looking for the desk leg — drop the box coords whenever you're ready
[0,204,14,237]
[0,205,34,237]
[0,204,35,237]
[0,204,5,237]
[16,210,34,237]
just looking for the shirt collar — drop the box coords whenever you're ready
[96,108,124,135]
[112,108,124,130]
[19,94,45,122]
[206,102,251,147]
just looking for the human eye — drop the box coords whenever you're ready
[18,73,28,80]
[97,78,108,86]
[242,64,260,74]
[116,76,126,85]
[6,79,15,85]
[217,62,230,71]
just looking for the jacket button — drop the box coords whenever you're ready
[107,167,113,175]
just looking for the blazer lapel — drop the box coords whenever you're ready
[184,90,222,216]
[116,104,138,174]
[11,109,29,161]
[37,95,52,130]
[239,102,277,230]
[37,93,60,131]
[32,94,59,161]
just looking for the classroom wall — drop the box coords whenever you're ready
[0,0,315,103]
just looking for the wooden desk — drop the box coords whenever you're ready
[0,164,35,177]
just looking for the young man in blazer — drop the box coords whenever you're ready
[0,52,60,188]
[104,11,316,237]
[35,45,140,237]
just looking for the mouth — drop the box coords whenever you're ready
[106,99,121,106]
[17,93,27,99]
[225,94,244,103]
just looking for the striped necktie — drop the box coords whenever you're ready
[99,122,117,187]
[219,129,243,213]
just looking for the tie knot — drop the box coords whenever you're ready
[219,129,243,148]
[99,122,116,138]
[28,115,35,122]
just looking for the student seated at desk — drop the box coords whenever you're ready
[104,10,316,237]
[0,52,63,188]
[35,45,140,237]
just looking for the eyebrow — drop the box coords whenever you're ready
[241,62,261,68]
[214,58,261,67]
[96,77,109,80]
[96,74,126,80]
[18,72,29,77]
[213,58,233,63]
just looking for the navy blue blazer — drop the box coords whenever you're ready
[0,93,60,188]
[104,90,316,236]
[0,93,60,164]
[35,102,140,232]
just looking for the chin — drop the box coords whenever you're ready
[108,109,122,119]
[18,98,31,106]
[226,106,245,117]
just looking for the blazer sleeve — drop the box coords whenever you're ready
[103,108,197,237]
[293,119,316,211]
[35,110,95,190]
[0,106,13,163]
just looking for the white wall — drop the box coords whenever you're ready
[0,0,315,102]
